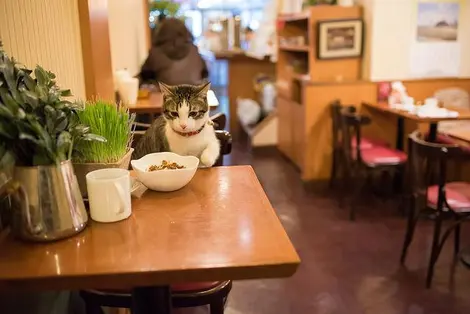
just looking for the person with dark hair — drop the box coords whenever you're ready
[139,18,209,89]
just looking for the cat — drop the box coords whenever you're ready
[132,82,220,167]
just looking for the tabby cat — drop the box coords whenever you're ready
[132,82,220,167]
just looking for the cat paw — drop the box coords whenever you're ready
[200,149,218,167]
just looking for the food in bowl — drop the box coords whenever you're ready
[131,152,199,192]
[147,160,185,171]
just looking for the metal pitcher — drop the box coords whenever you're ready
[6,160,88,242]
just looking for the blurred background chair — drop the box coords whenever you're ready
[339,109,407,220]
[400,131,470,288]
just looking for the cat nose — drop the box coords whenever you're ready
[180,124,187,129]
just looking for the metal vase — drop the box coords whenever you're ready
[9,160,88,242]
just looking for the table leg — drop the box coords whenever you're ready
[132,286,171,314]
[395,117,405,151]
[393,117,405,191]
[428,123,438,142]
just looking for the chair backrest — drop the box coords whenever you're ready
[408,130,466,210]
[330,100,356,150]
[339,109,371,168]
[210,112,227,131]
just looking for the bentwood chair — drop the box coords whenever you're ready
[81,114,233,313]
[329,100,388,189]
[400,131,470,288]
[339,110,407,220]
[132,113,232,166]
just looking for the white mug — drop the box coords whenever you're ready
[86,168,132,223]
[425,97,439,108]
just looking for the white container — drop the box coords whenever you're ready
[119,77,139,105]
[86,168,132,223]
[131,152,199,192]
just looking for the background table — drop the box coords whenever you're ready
[363,102,470,150]
[128,91,219,116]
[0,166,300,314]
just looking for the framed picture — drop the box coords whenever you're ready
[317,19,364,60]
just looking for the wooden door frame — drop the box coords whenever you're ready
[78,0,115,101]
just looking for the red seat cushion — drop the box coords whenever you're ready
[171,281,220,292]
[351,136,389,149]
[354,146,407,166]
[93,281,222,295]
[427,182,470,212]
[436,133,470,154]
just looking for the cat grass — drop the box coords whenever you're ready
[74,100,135,163]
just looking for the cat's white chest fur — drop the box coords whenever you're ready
[165,123,220,167]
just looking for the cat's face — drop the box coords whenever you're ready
[159,82,211,133]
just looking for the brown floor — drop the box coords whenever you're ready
[222,141,470,314]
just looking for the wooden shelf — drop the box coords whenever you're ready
[279,45,310,52]
[292,73,311,82]
[278,12,309,22]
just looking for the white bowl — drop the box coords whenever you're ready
[131,152,199,192]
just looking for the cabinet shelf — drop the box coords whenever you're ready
[278,12,310,22]
[279,45,310,52]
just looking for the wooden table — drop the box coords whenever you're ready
[445,127,470,144]
[0,166,300,314]
[128,91,219,115]
[363,102,470,150]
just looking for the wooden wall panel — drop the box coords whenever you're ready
[78,0,115,101]
[0,0,86,100]
[308,6,363,82]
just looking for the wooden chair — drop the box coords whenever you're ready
[340,110,407,220]
[80,281,232,314]
[81,114,233,313]
[132,114,232,166]
[329,100,388,189]
[400,131,470,288]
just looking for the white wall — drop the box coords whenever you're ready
[362,0,470,81]
[108,0,148,79]
[0,0,86,100]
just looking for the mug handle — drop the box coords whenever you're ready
[113,182,128,214]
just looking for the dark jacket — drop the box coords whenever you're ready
[139,18,208,87]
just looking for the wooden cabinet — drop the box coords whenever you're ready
[277,96,304,170]
[277,96,292,158]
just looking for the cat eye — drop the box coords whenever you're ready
[169,112,179,118]
[188,112,198,118]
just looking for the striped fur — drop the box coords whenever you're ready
[132,82,220,167]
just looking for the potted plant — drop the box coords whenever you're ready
[72,100,135,197]
[0,44,105,241]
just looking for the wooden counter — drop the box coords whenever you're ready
[215,51,275,136]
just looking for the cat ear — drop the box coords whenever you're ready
[158,82,174,96]
[196,82,211,97]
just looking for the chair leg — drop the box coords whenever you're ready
[400,196,417,264]
[426,212,443,288]
[209,297,225,314]
[454,220,461,256]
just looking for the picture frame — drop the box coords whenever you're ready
[316,18,364,60]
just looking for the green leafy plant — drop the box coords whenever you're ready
[73,100,135,164]
[149,0,181,17]
[0,43,105,166]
